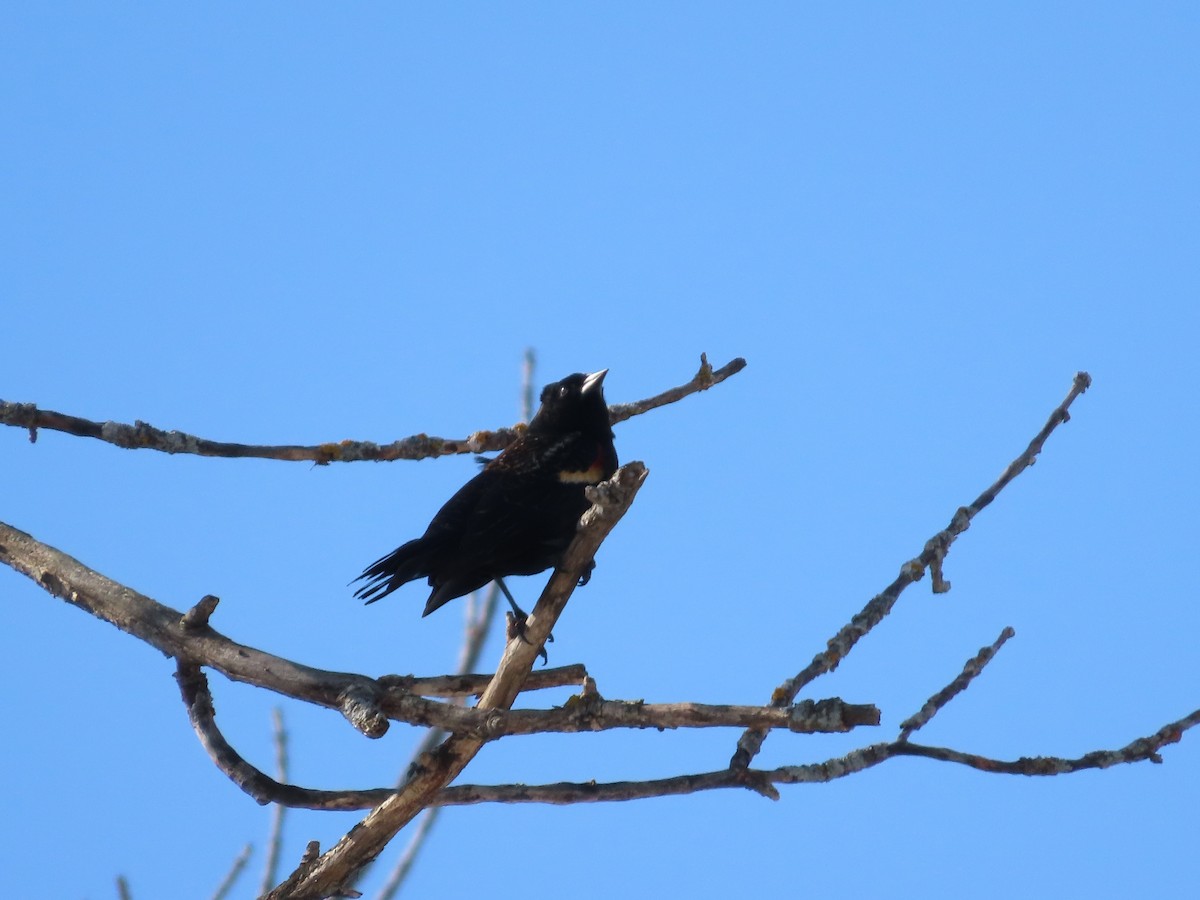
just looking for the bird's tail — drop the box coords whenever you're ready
[351,538,430,604]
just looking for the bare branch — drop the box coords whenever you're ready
[210,843,252,900]
[891,708,1200,772]
[369,579,504,897]
[163,653,1200,818]
[520,346,536,425]
[367,354,541,898]
[607,353,746,424]
[9,361,1198,899]
[8,515,841,746]
[266,462,649,899]
[731,371,1093,769]
[431,706,1200,807]
[176,664,883,812]
[0,354,745,463]
[175,643,879,812]
[175,657,878,813]
[176,661,399,810]
[395,584,504,772]
[0,520,584,735]
[180,594,219,630]
[258,708,290,897]
[898,626,1016,742]
[393,349,536,782]
[380,666,587,699]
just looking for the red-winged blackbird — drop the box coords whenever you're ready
[353,369,619,617]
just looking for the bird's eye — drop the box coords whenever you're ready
[559,385,570,398]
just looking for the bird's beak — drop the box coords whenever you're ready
[582,369,608,394]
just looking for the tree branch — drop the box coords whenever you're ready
[210,843,252,900]
[265,462,649,899]
[375,807,437,900]
[8,361,1198,900]
[428,705,1200,806]
[606,353,745,423]
[0,520,587,735]
[258,708,290,898]
[175,659,883,811]
[0,354,745,463]
[369,350,541,896]
[379,667,586,699]
[898,626,1015,742]
[5,515,869,750]
[731,371,1093,769]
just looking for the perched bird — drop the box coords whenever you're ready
[353,369,618,618]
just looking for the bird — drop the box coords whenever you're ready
[352,369,619,619]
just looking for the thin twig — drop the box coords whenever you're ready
[210,843,252,900]
[258,708,290,897]
[520,347,536,425]
[731,372,1092,769]
[428,705,1200,806]
[898,626,1016,742]
[607,353,745,424]
[115,875,132,900]
[0,354,745,463]
[174,665,881,811]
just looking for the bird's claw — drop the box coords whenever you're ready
[497,578,552,665]
[506,609,551,665]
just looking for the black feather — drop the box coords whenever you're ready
[352,370,618,617]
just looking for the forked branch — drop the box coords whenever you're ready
[0,353,746,463]
[732,372,1093,769]
[5,363,1196,900]
[264,462,648,899]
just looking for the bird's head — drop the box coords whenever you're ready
[529,369,612,438]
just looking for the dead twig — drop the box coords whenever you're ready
[430,705,1200,806]
[210,842,252,900]
[258,708,290,897]
[898,626,1016,742]
[731,372,1092,769]
[0,354,745,463]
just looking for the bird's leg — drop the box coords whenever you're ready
[495,576,525,618]
[496,577,553,665]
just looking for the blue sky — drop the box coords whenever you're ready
[3,4,1198,898]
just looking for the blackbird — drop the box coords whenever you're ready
[353,369,618,618]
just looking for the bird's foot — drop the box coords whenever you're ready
[496,578,553,664]
[577,559,596,588]
[505,610,552,665]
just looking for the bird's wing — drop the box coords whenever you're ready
[453,434,583,564]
